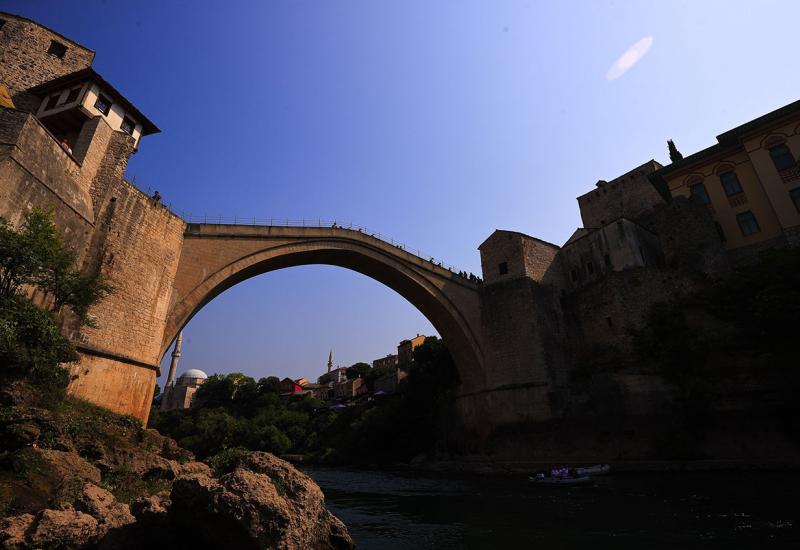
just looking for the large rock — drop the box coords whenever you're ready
[36,449,102,485]
[74,483,135,536]
[169,452,353,550]
[0,452,353,550]
[0,484,134,549]
[0,509,98,549]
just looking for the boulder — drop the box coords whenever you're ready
[75,483,135,535]
[0,446,353,550]
[130,493,170,522]
[0,509,98,549]
[0,514,34,549]
[169,452,353,550]
[36,448,102,485]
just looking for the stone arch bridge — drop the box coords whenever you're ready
[162,223,487,394]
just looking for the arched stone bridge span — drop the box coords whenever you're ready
[163,223,487,393]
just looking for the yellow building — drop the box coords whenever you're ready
[650,99,800,260]
[397,334,426,367]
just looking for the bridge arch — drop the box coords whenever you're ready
[162,224,486,393]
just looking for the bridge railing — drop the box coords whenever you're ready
[179,214,482,284]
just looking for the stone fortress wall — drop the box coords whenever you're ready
[0,12,186,423]
[475,159,733,423]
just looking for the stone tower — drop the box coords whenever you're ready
[327,350,333,373]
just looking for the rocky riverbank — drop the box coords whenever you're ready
[0,391,352,549]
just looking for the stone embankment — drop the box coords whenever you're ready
[0,397,352,550]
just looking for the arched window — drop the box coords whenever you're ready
[719,171,743,196]
[769,143,796,171]
[689,182,711,204]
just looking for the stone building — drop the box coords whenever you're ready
[0,11,185,424]
[318,367,348,385]
[333,377,365,400]
[372,354,398,371]
[477,158,731,422]
[649,100,800,262]
[159,369,207,411]
[397,335,426,367]
[373,368,407,395]
[302,383,332,401]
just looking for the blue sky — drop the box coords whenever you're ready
[7,0,800,384]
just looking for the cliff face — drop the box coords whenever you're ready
[0,394,352,549]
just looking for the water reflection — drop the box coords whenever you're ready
[305,467,799,549]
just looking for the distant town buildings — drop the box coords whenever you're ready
[372,354,398,371]
[397,334,426,367]
[373,368,407,395]
[333,377,366,400]
[159,369,207,411]
[280,377,303,394]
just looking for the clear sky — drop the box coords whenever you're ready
[7,0,800,384]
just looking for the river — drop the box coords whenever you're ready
[304,467,799,549]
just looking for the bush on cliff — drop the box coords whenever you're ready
[0,209,110,407]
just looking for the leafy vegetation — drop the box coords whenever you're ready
[0,209,110,407]
[150,336,460,465]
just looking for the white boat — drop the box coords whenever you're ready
[528,475,593,486]
[575,464,611,476]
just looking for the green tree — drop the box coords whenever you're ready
[667,139,684,163]
[0,209,110,404]
[257,376,281,395]
[0,209,110,324]
[346,362,371,380]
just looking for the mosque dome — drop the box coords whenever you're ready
[178,369,208,381]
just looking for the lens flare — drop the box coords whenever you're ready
[606,36,653,80]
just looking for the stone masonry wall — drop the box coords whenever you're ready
[0,107,93,245]
[643,196,731,277]
[479,230,560,286]
[562,267,701,359]
[577,159,665,228]
[0,13,95,112]
[71,175,185,423]
[479,277,568,405]
[0,110,184,424]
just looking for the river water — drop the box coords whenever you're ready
[304,467,799,549]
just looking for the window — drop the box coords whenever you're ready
[719,171,743,196]
[606,317,613,328]
[43,94,60,111]
[790,188,800,213]
[769,144,795,171]
[0,19,6,30]
[94,94,111,115]
[736,211,760,236]
[120,116,135,135]
[586,261,594,275]
[570,268,579,282]
[603,254,611,268]
[498,262,508,275]
[47,40,67,59]
[715,222,726,242]
[65,87,81,104]
[689,182,711,204]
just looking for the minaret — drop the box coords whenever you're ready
[327,350,333,373]
[165,331,183,388]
